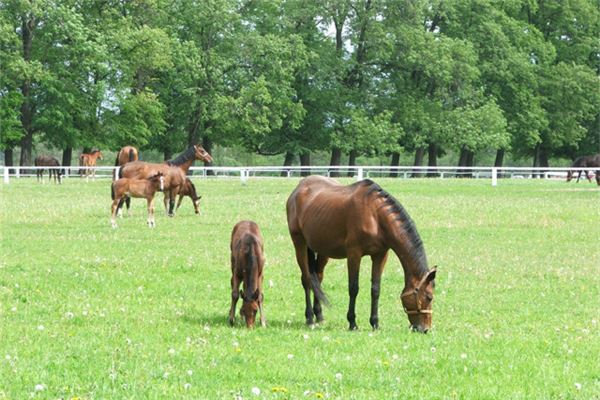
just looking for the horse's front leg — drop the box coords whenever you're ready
[585,170,592,182]
[229,270,241,326]
[346,253,362,331]
[163,192,169,215]
[369,251,389,330]
[147,197,155,227]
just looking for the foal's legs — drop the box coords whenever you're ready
[229,264,241,326]
[146,198,156,227]
[111,198,121,228]
[369,251,388,330]
[346,253,362,330]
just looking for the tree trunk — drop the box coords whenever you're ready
[19,16,35,171]
[62,147,72,167]
[329,147,342,177]
[202,136,214,176]
[532,143,540,178]
[389,152,400,177]
[412,147,425,177]
[281,151,294,177]
[494,149,505,167]
[427,143,438,177]
[466,151,474,178]
[347,149,357,177]
[539,146,549,168]
[299,152,311,177]
[457,148,468,178]
[4,148,14,174]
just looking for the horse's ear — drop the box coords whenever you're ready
[252,289,260,301]
[426,268,437,283]
[239,289,244,298]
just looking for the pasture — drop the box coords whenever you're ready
[0,177,598,399]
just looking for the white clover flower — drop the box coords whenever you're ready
[184,383,192,390]
[335,372,343,381]
[251,387,261,396]
[34,384,45,392]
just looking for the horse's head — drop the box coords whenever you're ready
[97,151,104,160]
[186,179,201,214]
[193,144,213,163]
[401,268,436,333]
[240,289,260,328]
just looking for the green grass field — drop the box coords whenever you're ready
[0,177,598,399]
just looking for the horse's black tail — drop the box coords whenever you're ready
[114,151,120,167]
[128,149,135,162]
[307,247,329,306]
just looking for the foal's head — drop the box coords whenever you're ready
[240,289,260,328]
[401,269,436,333]
[149,172,165,192]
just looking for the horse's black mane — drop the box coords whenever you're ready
[166,146,196,167]
[360,179,430,278]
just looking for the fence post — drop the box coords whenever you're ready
[240,169,248,185]
[492,167,498,187]
[356,167,363,181]
[16,167,20,179]
[3,167,8,184]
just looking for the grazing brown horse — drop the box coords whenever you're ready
[118,144,213,216]
[34,155,62,183]
[79,150,103,179]
[114,146,139,177]
[286,176,437,333]
[111,173,164,228]
[229,220,266,328]
[566,154,600,185]
[166,177,201,214]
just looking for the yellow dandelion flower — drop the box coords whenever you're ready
[315,392,325,399]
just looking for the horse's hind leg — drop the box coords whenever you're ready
[312,254,329,323]
[111,199,120,228]
[369,251,389,330]
[292,237,315,325]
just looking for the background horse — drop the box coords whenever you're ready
[34,155,62,184]
[229,220,266,328]
[567,154,600,184]
[286,176,436,333]
[111,173,164,228]
[114,145,139,178]
[79,149,103,179]
[165,177,201,214]
[118,144,213,216]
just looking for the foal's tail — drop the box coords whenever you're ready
[111,183,115,200]
[307,248,329,306]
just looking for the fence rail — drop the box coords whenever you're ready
[1,165,596,186]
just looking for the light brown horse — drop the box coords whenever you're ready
[114,146,139,179]
[111,173,164,228]
[286,176,437,333]
[79,150,103,179]
[229,220,266,328]
[118,144,212,216]
[34,155,62,183]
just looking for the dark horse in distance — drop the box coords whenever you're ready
[117,144,213,216]
[229,220,266,328]
[34,155,62,183]
[567,154,600,185]
[286,176,436,333]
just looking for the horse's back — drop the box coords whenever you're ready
[231,221,264,272]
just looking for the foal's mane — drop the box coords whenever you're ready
[241,235,258,302]
[166,146,196,167]
[360,179,429,277]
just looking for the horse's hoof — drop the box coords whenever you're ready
[168,214,174,218]
[349,324,358,331]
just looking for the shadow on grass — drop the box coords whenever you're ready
[180,311,354,332]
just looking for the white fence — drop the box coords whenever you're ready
[2,165,595,186]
